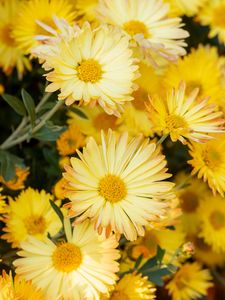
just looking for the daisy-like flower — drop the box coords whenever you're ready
[197,0,225,45]
[0,271,46,300]
[96,0,189,64]
[14,220,120,300]
[2,188,62,248]
[0,167,29,190]
[0,188,7,216]
[107,273,156,300]
[197,194,225,252]
[146,81,224,144]
[63,130,174,241]
[188,134,225,196]
[0,0,31,77]
[166,262,212,300]
[12,0,76,53]
[163,45,225,107]
[32,22,138,116]
[165,0,207,17]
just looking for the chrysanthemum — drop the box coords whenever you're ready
[188,134,225,196]
[0,0,31,76]
[14,220,120,300]
[165,0,207,17]
[147,81,224,144]
[96,0,189,63]
[53,177,67,199]
[33,22,138,116]
[166,262,212,300]
[63,130,174,241]
[2,188,62,248]
[108,273,156,300]
[197,0,225,45]
[0,271,46,300]
[56,124,85,156]
[74,0,98,23]
[197,194,225,252]
[0,167,29,190]
[12,0,75,53]
[163,45,225,107]
[0,188,7,216]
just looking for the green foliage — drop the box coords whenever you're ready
[21,89,36,127]
[33,122,65,142]
[2,94,26,116]
[0,150,24,181]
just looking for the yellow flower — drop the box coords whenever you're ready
[197,194,225,252]
[0,0,31,77]
[53,177,67,199]
[0,167,29,190]
[109,273,156,300]
[97,0,189,63]
[163,45,225,107]
[14,220,120,300]
[147,81,224,144]
[33,22,138,116]
[13,0,75,53]
[165,0,207,17]
[63,130,174,241]
[166,262,212,300]
[197,0,225,45]
[68,106,121,143]
[0,271,46,300]
[2,188,62,248]
[56,124,85,156]
[0,188,7,216]
[188,134,225,196]
[74,0,98,23]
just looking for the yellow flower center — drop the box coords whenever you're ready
[213,5,225,27]
[0,24,15,47]
[132,89,148,111]
[194,237,211,252]
[99,174,127,203]
[210,210,225,230]
[203,147,221,170]
[93,113,118,131]
[111,291,129,300]
[52,243,82,272]
[77,59,102,83]
[180,191,199,213]
[165,114,188,131]
[24,215,46,235]
[123,20,149,38]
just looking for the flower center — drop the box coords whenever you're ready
[24,215,46,235]
[111,291,129,300]
[0,24,15,47]
[165,114,188,131]
[194,237,211,252]
[131,245,150,260]
[123,20,149,38]
[77,59,102,83]
[52,242,82,272]
[210,210,225,230]
[180,191,199,213]
[203,147,221,170]
[93,113,118,131]
[132,89,148,111]
[213,5,225,27]
[99,174,127,203]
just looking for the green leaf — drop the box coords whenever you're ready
[21,89,36,127]
[2,94,26,116]
[156,246,165,264]
[33,124,66,141]
[134,254,143,269]
[138,256,158,274]
[0,150,25,181]
[70,106,88,119]
[49,200,64,225]
[146,268,172,286]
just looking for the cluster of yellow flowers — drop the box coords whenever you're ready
[0,0,225,300]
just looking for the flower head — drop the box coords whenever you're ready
[63,130,174,241]
[147,81,224,144]
[14,220,120,300]
[0,167,29,190]
[165,0,207,17]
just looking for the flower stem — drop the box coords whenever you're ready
[156,134,168,147]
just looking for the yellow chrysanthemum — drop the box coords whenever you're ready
[68,106,121,142]
[97,0,189,63]
[32,22,138,116]
[2,187,62,248]
[109,273,156,300]
[0,188,7,216]
[56,124,85,156]
[166,262,212,300]
[13,0,75,53]
[63,130,174,241]
[197,0,225,45]
[0,0,31,76]
[147,81,224,144]
[14,220,120,300]
[74,0,98,23]
[0,167,29,190]
[163,45,225,107]
[0,271,46,300]
[165,0,207,17]
[53,177,67,199]
[188,134,225,196]
[197,194,225,252]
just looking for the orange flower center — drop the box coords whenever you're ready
[210,210,225,230]
[77,59,102,83]
[99,174,127,203]
[0,24,15,47]
[24,215,46,235]
[111,291,129,300]
[93,113,118,131]
[180,191,199,213]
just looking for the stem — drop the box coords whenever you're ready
[35,92,52,113]
[156,134,168,147]
[174,174,192,191]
